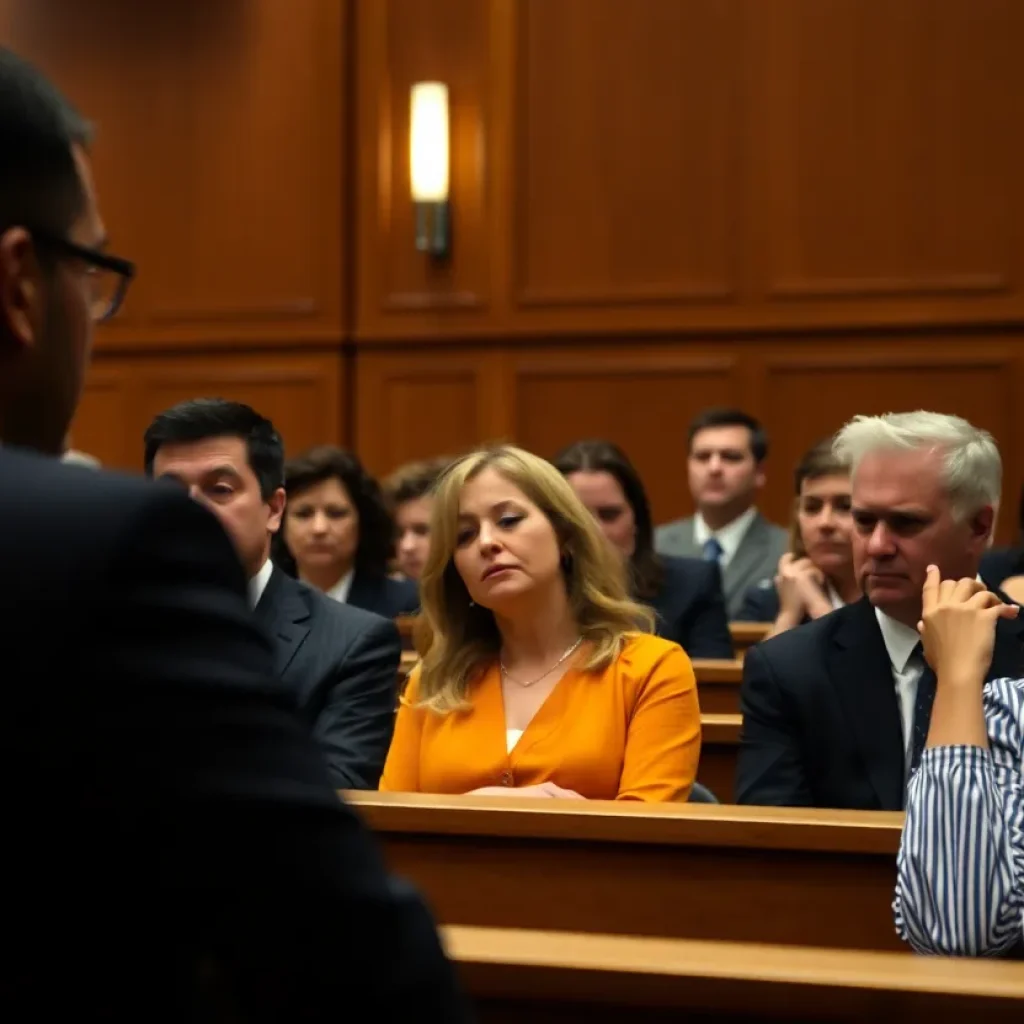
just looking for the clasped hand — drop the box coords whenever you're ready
[918,565,1018,688]
[776,552,833,619]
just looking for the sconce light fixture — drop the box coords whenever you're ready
[410,81,450,258]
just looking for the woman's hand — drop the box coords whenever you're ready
[776,553,832,620]
[466,782,584,799]
[919,564,1018,690]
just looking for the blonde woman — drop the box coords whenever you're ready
[380,445,701,802]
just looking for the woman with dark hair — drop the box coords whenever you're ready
[737,437,858,636]
[552,439,734,660]
[278,445,419,619]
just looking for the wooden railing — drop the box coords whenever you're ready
[346,794,905,952]
[445,926,1024,1022]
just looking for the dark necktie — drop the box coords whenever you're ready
[703,537,723,563]
[908,642,937,777]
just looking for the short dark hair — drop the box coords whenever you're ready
[383,456,452,508]
[793,436,849,495]
[0,48,93,237]
[551,438,664,602]
[280,446,395,578]
[687,408,769,463]
[143,398,284,500]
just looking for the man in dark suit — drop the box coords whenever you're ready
[0,47,465,1019]
[737,412,1024,810]
[144,398,400,790]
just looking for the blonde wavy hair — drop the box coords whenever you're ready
[412,444,654,713]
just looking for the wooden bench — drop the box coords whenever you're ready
[445,926,1024,1022]
[692,658,743,714]
[729,620,770,655]
[346,794,906,952]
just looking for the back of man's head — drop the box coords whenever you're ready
[143,397,285,500]
[0,48,91,239]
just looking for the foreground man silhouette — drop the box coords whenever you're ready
[0,46,468,1022]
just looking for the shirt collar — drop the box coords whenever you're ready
[874,607,921,673]
[327,568,355,604]
[248,558,274,609]
[693,506,758,562]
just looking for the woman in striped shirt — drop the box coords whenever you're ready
[894,564,1024,956]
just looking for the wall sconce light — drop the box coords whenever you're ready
[410,81,450,258]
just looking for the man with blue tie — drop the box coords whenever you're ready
[737,411,1024,810]
[655,408,788,618]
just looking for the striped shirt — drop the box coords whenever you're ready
[894,676,1024,956]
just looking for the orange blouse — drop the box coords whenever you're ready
[380,633,701,802]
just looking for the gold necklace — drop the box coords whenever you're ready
[499,636,584,688]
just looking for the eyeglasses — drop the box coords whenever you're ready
[30,228,136,323]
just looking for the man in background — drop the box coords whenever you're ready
[737,411,1024,810]
[0,46,466,1021]
[145,397,400,790]
[656,408,788,617]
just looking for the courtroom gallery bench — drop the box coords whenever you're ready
[446,926,1024,1023]
[346,794,906,953]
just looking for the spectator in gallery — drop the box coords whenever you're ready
[553,438,733,659]
[384,455,451,582]
[279,445,419,619]
[738,437,859,636]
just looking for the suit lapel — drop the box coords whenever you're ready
[827,599,906,811]
[253,568,312,678]
[723,515,768,603]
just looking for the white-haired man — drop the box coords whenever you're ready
[737,411,1024,809]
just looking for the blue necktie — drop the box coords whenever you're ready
[703,537,723,563]
[908,642,937,777]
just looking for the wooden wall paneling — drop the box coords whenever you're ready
[3,0,346,349]
[353,349,507,477]
[748,0,1024,330]
[354,0,503,340]
[510,347,743,526]
[757,340,1019,530]
[510,0,744,335]
[73,351,344,471]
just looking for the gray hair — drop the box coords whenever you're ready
[832,411,1001,521]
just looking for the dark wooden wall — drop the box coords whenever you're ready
[5,0,1024,536]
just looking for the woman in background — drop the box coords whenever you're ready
[738,438,858,637]
[552,439,733,660]
[380,444,701,802]
[278,445,419,619]
[384,456,451,582]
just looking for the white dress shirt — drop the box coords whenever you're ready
[693,506,758,568]
[248,558,274,609]
[326,569,355,605]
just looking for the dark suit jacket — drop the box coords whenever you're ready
[254,567,400,789]
[737,596,1024,810]
[0,447,466,1022]
[981,546,1022,590]
[647,556,734,660]
[348,569,419,619]
[737,580,782,623]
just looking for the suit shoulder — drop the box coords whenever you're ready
[0,448,214,556]
[655,516,692,537]
[303,583,398,640]
[753,603,848,662]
